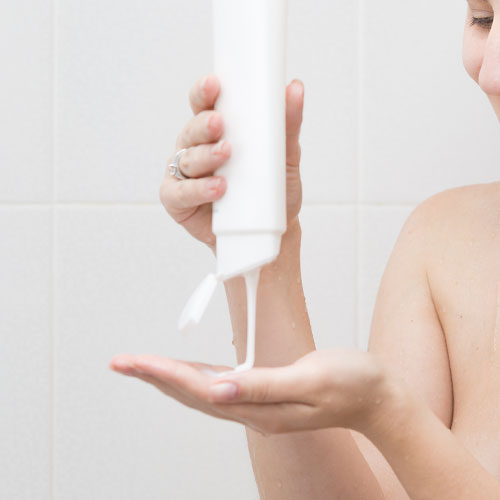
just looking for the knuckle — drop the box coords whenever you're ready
[177,179,199,209]
[189,82,198,107]
[204,111,220,136]
[181,125,192,148]
[175,131,185,151]
[198,145,210,168]
[169,361,182,381]
[178,119,195,150]
[179,148,191,175]
[211,111,222,129]
[252,383,270,403]
[193,76,205,99]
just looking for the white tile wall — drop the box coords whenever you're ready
[300,206,357,349]
[54,206,257,499]
[56,0,213,202]
[0,1,52,201]
[0,208,51,499]
[287,0,359,203]
[360,0,500,203]
[2,0,499,498]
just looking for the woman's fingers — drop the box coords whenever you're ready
[127,371,231,419]
[161,76,304,227]
[115,354,226,402]
[159,175,226,223]
[110,355,261,427]
[182,76,303,161]
[111,359,246,424]
[110,354,216,406]
[174,140,231,179]
[175,110,224,151]
[285,79,305,168]
[109,354,318,435]
[189,74,220,116]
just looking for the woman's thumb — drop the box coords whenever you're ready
[208,365,300,403]
[286,79,304,134]
[286,79,304,167]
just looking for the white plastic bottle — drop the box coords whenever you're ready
[177,0,288,376]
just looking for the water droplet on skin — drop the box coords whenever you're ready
[277,480,283,489]
[357,396,363,403]
[296,277,301,284]
[439,258,444,265]
[291,322,296,329]
[375,398,382,405]
[278,275,283,281]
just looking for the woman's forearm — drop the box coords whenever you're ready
[222,218,315,367]
[366,383,500,500]
[217,218,386,499]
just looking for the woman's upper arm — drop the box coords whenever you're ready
[352,195,454,499]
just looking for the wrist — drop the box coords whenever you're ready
[256,217,302,286]
[360,370,415,444]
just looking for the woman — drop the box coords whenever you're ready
[110,1,500,498]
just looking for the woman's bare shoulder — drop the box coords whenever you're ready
[404,181,500,243]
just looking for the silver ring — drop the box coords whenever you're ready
[168,148,189,180]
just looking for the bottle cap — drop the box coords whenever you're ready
[216,232,281,278]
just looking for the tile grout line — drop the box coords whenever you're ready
[50,0,57,497]
[355,0,364,350]
[0,201,419,208]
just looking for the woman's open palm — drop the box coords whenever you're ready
[109,348,391,437]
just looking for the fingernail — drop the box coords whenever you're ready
[210,382,238,401]
[292,79,304,97]
[206,114,218,131]
[206,177,221,191]
[211,140,226,155]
